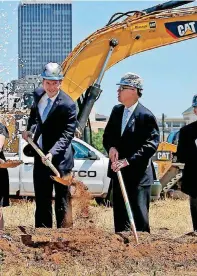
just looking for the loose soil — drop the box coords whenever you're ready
[0,182,196,275]
[0,226,197,276]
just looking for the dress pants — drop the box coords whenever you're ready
[33,157,72,228]
[190,196,197,231]
[112,176,151,233]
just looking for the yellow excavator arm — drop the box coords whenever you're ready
[61,5,197,101]
[60,1,196,194]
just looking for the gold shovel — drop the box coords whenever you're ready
[117,170,139,244]
[27,137,73,186]
[0,160,23,169]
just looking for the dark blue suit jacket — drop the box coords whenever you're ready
[177,121,197,198]
[103,102,160,187]
[25,88,77,174]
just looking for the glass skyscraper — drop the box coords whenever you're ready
[18,0,72,78]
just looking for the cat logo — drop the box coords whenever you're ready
[165,21,197,39]
[178,22,196,36]
[152,151,171,161]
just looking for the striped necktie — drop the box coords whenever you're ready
[121,108,130,135]
[41,98,52,122]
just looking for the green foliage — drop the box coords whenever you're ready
[92,129,107,155]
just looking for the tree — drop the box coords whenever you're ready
[92,129,107,155]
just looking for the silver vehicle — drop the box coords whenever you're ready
[7,136,110,199]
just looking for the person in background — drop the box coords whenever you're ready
[0,123,9,231]
[177,94,197,232]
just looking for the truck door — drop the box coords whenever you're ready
[19,138,106,196]
[72,140,105,195]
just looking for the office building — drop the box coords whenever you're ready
[18,0,72,78]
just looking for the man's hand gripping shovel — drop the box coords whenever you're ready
[27,136,73,186]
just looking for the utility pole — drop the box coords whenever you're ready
[162,113,165,142]
[0,83,4,94]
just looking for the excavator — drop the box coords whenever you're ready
[59,0,197,197]
[1,1,196,198]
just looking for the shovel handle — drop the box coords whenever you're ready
[117,170,139,244]
[27,137,60,177]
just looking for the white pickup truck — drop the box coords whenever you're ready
[6,136,161,201]
[6,136,110,199]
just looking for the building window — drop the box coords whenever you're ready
[172,123,182,127]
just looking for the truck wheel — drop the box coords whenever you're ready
[95,196,113,207]
[95,181,113,207]
[95,197,106,205]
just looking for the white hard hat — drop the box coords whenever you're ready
[41,62,63,80]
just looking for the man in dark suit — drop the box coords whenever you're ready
[22,62,77,228]
[177,95,197,231]
[103,73,160,233]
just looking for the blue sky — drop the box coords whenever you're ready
[0,1,197,118]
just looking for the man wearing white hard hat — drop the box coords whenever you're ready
[103,72,160,233]
[23,62,77,228]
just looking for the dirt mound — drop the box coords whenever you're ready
[2,193,197,275]
[71,179,92,219]
[0,226,197,275]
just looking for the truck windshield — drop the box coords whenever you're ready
[167,131,179,145]
[167,132,176,143]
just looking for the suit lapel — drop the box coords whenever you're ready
[118,105,125,136]
[32,90,45,141]
[35,91,45,123]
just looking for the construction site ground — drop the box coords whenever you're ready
[1,196,197,276]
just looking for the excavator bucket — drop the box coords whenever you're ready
[61,6,197,101]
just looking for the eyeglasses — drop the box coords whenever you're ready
[118,86,133,91]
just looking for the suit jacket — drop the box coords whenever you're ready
[24,88,77,174]
[177,121,197,198]
[103,102,160,187]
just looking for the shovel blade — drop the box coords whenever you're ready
[50,175,73,186]
[0,160,23,169]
